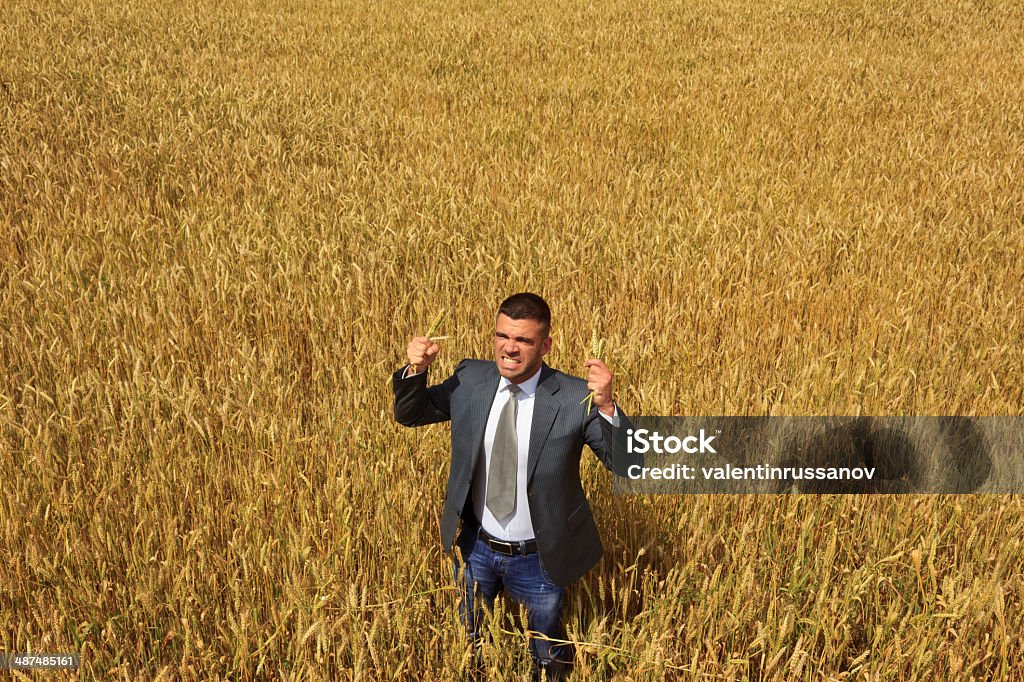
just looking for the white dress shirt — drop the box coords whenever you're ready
[474,367,544,540]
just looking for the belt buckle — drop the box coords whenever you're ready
[490,539,515,556]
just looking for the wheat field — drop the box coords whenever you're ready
[2,0,1023,678]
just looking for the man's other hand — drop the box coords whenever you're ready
[584,359,614,415]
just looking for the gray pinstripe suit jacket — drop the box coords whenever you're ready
[392,358,638,587]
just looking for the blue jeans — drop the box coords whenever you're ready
[454,534,571,674]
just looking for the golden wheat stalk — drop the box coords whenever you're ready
[581,332,605,411]
[411,310,445,374]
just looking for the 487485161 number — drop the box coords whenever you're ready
[0,652,80,670]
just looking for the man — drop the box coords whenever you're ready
[392,293,638,680]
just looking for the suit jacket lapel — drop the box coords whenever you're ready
[528,364,560,484]
[462,365,499,469]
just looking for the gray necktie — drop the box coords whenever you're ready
[486,384,521,520]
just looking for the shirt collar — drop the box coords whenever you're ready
[499,364,542,398]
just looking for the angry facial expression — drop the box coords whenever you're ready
[493,313,551,383]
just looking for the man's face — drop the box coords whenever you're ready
[493,313,551,383]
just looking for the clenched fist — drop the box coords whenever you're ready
[583,359,615,416]
[407,336,440,374]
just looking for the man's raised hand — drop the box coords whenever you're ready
[583,358,615,416]
[407,336,440,374]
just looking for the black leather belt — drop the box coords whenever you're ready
[479,529,538,556]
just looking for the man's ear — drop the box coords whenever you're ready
[541,334,553,357]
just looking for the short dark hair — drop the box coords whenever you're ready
[497,293,551,336]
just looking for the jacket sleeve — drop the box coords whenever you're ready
[583,404,641,477]
[392,360,468,427]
